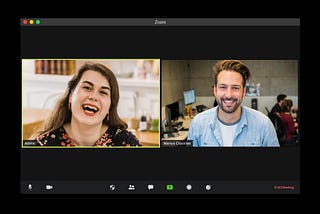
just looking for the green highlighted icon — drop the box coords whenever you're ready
[166,184,174,190]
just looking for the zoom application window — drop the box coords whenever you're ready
[20,18,301,197]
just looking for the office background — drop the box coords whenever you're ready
[161,60,298,116]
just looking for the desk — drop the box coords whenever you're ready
[177,116,193,129]
[162,116,193,141]
[163,131,189,141]
[23,108,51,139]
[122,118,160,147]
[135,130,160,147]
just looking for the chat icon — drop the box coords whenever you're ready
[147,184,154,190]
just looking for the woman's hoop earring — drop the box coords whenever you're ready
[68,102,71,110]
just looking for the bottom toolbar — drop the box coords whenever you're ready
[21,180,300,194]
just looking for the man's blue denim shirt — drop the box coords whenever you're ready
[188,105,280,147]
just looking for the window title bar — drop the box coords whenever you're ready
[21,18,300,26]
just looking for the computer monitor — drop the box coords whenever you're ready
[183,89,196,105]
[166,101,180,121]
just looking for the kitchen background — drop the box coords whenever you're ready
[23,59,160,121]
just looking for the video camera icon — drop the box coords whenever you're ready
[45,184,53,190]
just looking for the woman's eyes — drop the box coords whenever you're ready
[100,91,108,95]
[83,86,91,90]
[82,86,109,95]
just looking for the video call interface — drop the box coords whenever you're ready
[20,18,301,196]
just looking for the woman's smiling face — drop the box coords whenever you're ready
[69,70,111,126]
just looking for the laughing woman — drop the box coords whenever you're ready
[32,62,141,147]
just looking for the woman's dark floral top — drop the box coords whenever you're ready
[35,126,141,147]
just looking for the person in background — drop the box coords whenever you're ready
[188,60,279,147]
[286,99,293,111]
[271,94,287,117]
[290,99,299,129]
[31,62,141,147]
[286,98,299,125]
[280,99,298,145]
